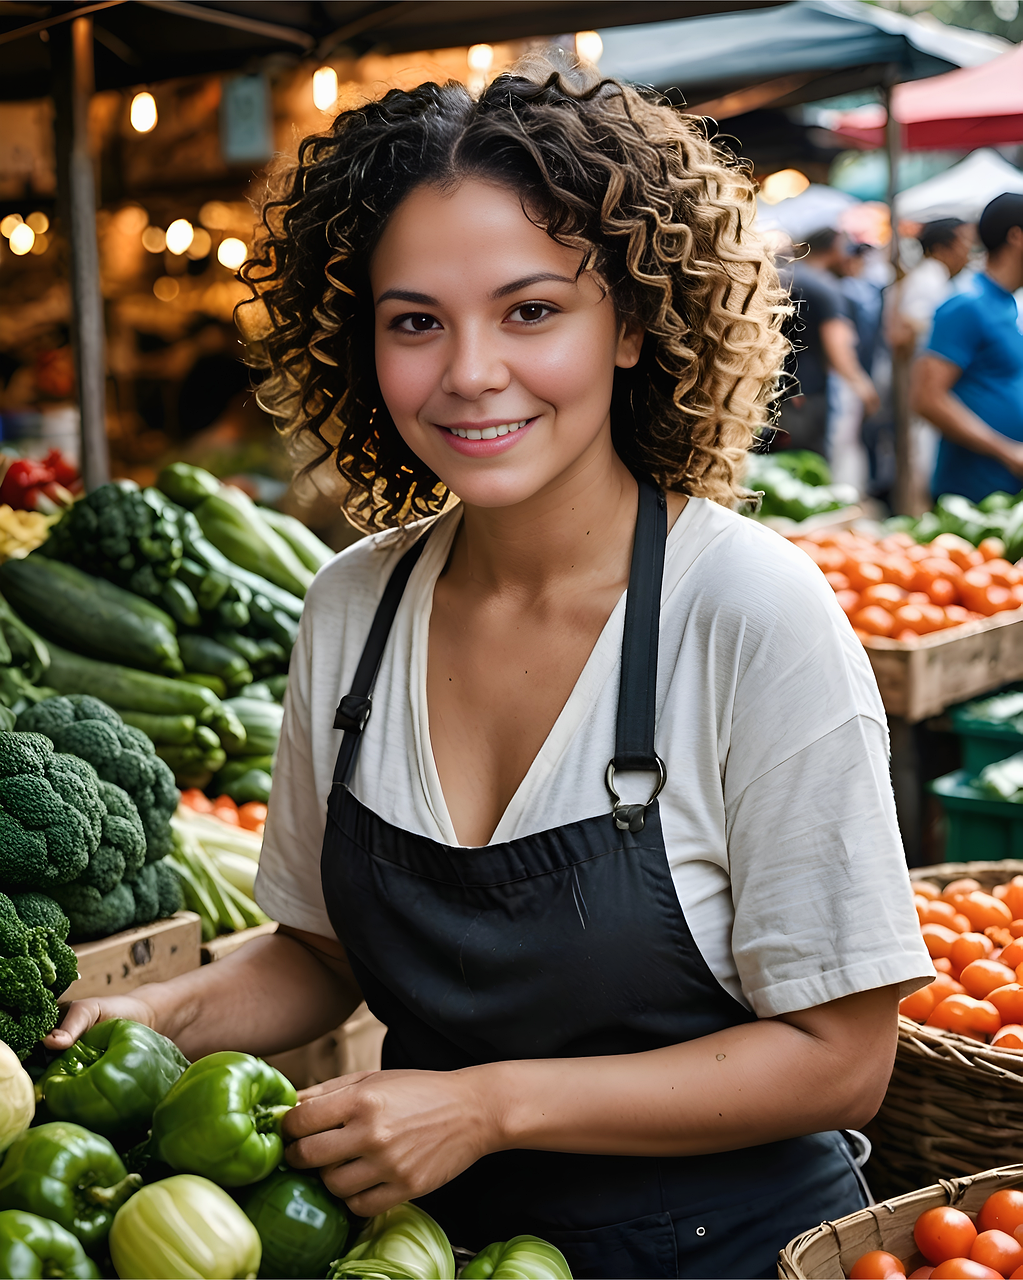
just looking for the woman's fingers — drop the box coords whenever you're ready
[285,1126,360,1169]
[319,1160,410,1217]
[296,1070,377,1103]
[43,996,160,1051]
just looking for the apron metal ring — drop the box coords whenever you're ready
[605,757,667,833]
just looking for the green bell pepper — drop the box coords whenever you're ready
[239,1166,349,1279]
[39,1018,189,1143]
[328,1203,455,1280]
[0,1122,141,1252]
[151,1051,297,1187]
[460,1236,573,1279]
[0,1209,100,1280]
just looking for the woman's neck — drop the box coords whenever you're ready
[453,446,639,595]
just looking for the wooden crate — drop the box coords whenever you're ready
[64,911,202,1002]
[865,607,1023,722]
[201,921,278,963]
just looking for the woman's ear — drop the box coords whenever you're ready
[615,323,644,370]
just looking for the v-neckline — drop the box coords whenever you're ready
[409,499,697,849]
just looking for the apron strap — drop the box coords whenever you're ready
[605,479,668,833]
[331,530,431,787]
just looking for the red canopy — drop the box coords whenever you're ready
[834,40,1023,151]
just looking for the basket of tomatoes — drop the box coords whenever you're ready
[779,1165,1023,1279]
[865,863,1023,1200]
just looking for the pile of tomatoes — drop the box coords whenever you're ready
[900,876,1023,1047]
[789,528,1023,642]
[848,1188,1023,1278]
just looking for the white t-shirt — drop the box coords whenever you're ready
[256,496,932,1019]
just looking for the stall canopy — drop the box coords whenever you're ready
[894,148,1023,224]
[596,0,1003,116]
[833,42,1023,152]
[0,0,784,101]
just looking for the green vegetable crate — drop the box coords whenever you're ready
[949,690,1023,773]
[928,771,1023,861]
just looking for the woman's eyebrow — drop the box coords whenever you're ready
[375,272,577,308]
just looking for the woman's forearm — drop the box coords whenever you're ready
[477,988,897,1159]
[116,930,362,1061]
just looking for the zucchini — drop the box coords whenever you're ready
[210,704,247,754]
[86,571,177,633]
[264,674,288,702]
[120,710,197,745]
[248,598,299,650]
[44,643,219,721]
[0,591,50,681]
[157,462,222,510]
[259,508,334,572]
[181,513,304,618]
[178,635,252,691]
[222,696,283,756]
[241,680,276,703]
[0,557,183,675]
[220,768,272,805]
[194,488,313,598]
[160,578,200,629]
[215,755,273,788]
[217,600,250,629]
[180,672,227,699]
[157,743,227,774]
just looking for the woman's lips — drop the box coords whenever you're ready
[433,416,537,457]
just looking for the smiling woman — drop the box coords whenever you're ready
[48,52,932,1280]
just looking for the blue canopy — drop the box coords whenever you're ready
[597,0,1003,111]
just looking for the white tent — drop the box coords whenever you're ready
[757,183,859,240]
[894,149,1023,223]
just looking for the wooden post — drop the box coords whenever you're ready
[885,72,913,516]
[51,15,110,491]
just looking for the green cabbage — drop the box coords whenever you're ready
[328,1203,454,1280]
[460,1235,573,1279]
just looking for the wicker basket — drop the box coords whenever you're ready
[779,1164,1023,1279]
[866,861,1023,1199]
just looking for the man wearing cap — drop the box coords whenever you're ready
[913,194,1023,503]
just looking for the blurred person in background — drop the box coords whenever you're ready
[913,194,1023,504]
[777,227,879,462]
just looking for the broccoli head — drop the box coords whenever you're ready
[0,732,103,889]
[0,890,68,1059]
[9,892,79,998]
[50,880,135,944]
[153,859,184,919]
[75,781,147,894]
[124,860,183,928]
[17,695,179,863]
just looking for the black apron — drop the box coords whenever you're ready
[320,481,867,1279]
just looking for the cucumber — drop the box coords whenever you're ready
[210,704,247,754]
[0,557,183,675]
[259,508,334,572]
[220,768,272,805]
[44,643,219,721]
[178,635,252,690]
[180,672,227,699]
[160,578,200,629]
[215,755,274,788]
[119,711,197,744]
[217,600,250,629]
[158,462,222,509]
[181,514,304,619]
[195,488,313,599]
[222,696,283,756]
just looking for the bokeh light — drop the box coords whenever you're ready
[8,223,35,255]
[153,276,180,301]
[759,169,811,204]
[141,226,166,253]
[186,227,212,260]
[130,92,157,133]
[165,219,194,255]
[25,211,49,234]
[575,31,603,63]
[312,66,338,112]
[217,237,248,270]
[0,214,23,239]
[467,44,494,71]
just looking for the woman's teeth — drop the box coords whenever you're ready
[446,419,529,440]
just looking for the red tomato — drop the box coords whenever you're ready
[930,1262,1002,1279]
[993,1024,1023,1050]
[979,1189,1023,1235]
[971,1228,1023,1275]
[849,1250,907,1278]
[960,959,1018,999]
[915,1208,979,1264]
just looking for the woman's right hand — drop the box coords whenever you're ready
[43,993,160,1051]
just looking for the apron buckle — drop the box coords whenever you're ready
[605,758,667,834]
[334,694,373,731]
[614,803,649,833]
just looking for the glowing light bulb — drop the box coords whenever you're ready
[313,66,338,112]
[217,237,247,270]
[8,223,35,255]
[759,169,810,205]
[165,218,194,255]
[575,31,603,63]
[25,211,49,234]
[130,91,157,133]
[467,43,494,72]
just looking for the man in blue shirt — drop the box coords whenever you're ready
[913,193,1023,504]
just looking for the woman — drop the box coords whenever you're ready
[48,58,932,1279]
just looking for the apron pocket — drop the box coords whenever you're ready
[544,1210,678,1280]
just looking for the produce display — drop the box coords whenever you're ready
[901,874,1023,1049]
[170,808,268,942]
[745,450,858,523]
[890,490,1023,563]
[0,1023,575,1280]
[847,1188,1023,1278]
[0,507,54,564]
[790,527,1023,641]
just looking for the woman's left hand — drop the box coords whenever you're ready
[282,1067,501,1217]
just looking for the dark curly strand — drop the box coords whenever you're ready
[239,54,789,530]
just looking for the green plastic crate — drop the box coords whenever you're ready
[950,691,1023,775]
[929,770,1023,861]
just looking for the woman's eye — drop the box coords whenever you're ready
[510,303,552,324]
[396,314,439,333]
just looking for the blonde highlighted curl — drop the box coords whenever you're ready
[239,54,789,531]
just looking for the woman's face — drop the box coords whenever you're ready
[371,179,642,509]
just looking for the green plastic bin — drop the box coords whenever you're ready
[949,691,1023,775]
[929,769,1023,862]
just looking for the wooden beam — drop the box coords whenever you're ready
[689,73,816,121]
[52,14,110,490]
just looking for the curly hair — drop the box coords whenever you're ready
[239,54,789,530]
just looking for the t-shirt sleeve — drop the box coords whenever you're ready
[725,713,933,1017]
[798,269,847,324]
[927,295,981,373]
[254,605,336,939]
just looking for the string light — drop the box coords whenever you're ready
[130,91,158,133]
[575,31,603,63]
[8,223,35,255]
[165,219,194,255]
[312,66,338,112]
[217,237,247,270]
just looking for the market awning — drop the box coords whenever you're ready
[832,41,1023,152]
[0,0,784,101]
[596,0,1004,116]
[894,148,1023,224]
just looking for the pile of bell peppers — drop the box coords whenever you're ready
[0,1019,573,1279]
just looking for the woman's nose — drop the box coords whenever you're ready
[440,328,510,400]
